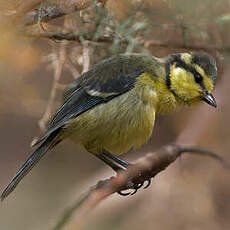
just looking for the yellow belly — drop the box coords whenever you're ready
[67,87,156,155]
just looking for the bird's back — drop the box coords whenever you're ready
[63,53,164,101]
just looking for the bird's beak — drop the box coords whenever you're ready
[201,92,217,108]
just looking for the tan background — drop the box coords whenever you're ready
[0,0,230,229]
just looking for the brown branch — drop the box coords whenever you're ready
[13,0,107,26]
[23,30,230,53]
[38,41,67,131]
[24,29,114,42]
[52,144,228,230]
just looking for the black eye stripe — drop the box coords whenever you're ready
[192,53,217,85]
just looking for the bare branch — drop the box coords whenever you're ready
[52,144,228,230]
[14,0,108,26]
[65,58,81,79]
[38,41,67,131]
[23,29,230,53]
[81,42,92,73]
[24,29,114,42]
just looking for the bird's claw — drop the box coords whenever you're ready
[117,178,152,196]
[130,182,143,195]
[117,190,132,196]
[143,179,151,189]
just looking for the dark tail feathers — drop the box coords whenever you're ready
[1,129,61,201]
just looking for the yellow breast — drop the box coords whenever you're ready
[67,74,157,155]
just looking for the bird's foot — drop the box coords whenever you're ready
[117,173,152,196]
[96,151,153,196]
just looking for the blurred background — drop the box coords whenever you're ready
[0,0,230,229]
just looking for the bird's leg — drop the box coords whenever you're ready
[101,150,131,168]
[96,153,124,172]
[96,152,133,195]
[96,150,152,196]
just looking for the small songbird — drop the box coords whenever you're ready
[1,52,217,200]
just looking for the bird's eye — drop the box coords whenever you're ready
[194,74,203,84]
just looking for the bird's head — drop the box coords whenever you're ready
[166,52,217,107]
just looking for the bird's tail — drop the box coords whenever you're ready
[1,129,61,201]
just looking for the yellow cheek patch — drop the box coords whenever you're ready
[193,64,214,93]
[170,64,200,100]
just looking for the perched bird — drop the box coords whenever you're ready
[1,52,217,200]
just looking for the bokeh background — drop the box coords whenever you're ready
[0,0,230,229]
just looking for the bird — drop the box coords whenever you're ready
[1,52,217,200]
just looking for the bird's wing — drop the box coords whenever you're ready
[32,57,144,147]
[1,56,146,201]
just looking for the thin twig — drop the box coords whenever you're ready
[38,41,67,131]
[81,42,92,73]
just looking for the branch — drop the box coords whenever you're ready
[12,0,107,26]
[23,29,114,42]
[52,144,228,230]
[38,41,67,131]
[23,30,230,53]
